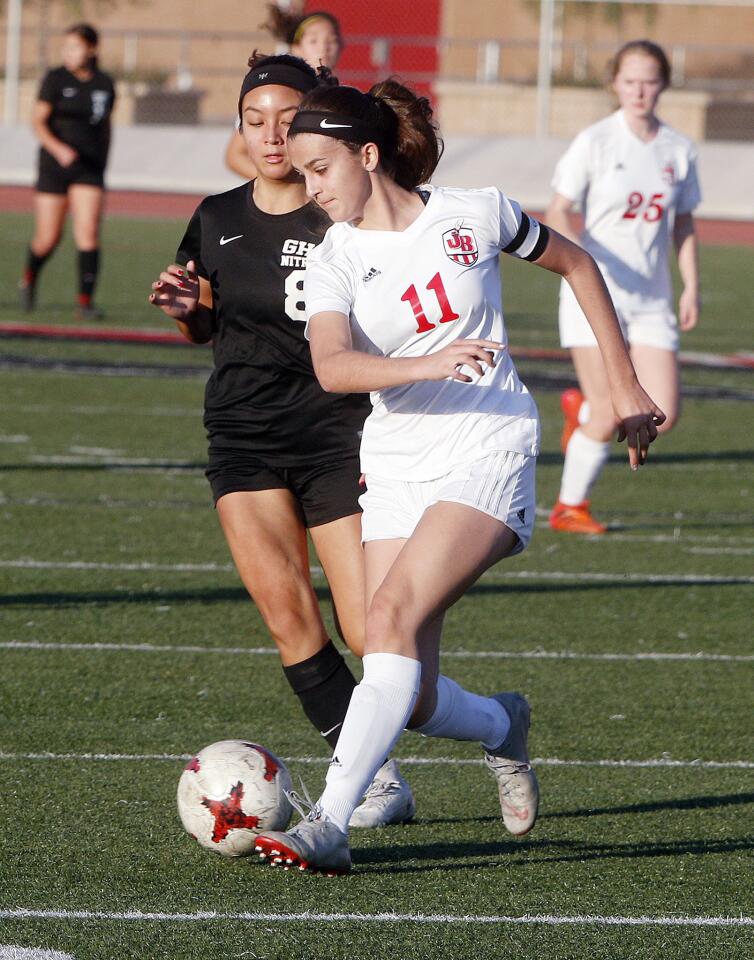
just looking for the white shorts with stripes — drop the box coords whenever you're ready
[359,451,537,555]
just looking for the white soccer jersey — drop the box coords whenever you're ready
[304,185,543,481]
[553,109,701,312]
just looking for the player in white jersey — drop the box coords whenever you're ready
[548,40,701,534]
[253,79,664,875]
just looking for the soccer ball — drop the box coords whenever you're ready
[177,740,293,857]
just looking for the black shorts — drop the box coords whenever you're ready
[37,152,105,194]
[206,450,362,528]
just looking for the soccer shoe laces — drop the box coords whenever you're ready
[362,775,401,800]
[286,779,323,822]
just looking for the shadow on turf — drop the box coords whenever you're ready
[354,834,754,874]
[543,791,754,820]
[420,792,754,826]
[2,574,748,610]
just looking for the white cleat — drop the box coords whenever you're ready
[255,789,352,876]
[349,759,416,828]
[484,692,539,836]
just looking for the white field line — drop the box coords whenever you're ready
[0,496,205,510]
[12,403,199,417]
[0,948,74,960]
[3,640,752,664]
[0,908,752,928]
[2,558,753,584]
[0,752,751,770]
[688,546,754,556]
[7,491,754,547]
[29,455,201,468]
[7,495,754,549]
[594,532,754,545]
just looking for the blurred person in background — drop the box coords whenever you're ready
[547,39,701,535]
[225,4,343,180]
[149,54,415,830]
[19,23,115,321]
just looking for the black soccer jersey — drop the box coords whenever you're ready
[38,66,115,168]
[176,183,369,465]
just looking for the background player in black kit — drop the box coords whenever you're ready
[148,54,415,828]
[19,23,115,320]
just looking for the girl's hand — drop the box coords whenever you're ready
[613,382,666,470]
[56,144,78,167]
[678,286,700,331]
[417,339,503,383]
[148,260,200,320]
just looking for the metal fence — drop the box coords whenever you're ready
[2,0,753,139]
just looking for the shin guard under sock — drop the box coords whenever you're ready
[282,641,357,750]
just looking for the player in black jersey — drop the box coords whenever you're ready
[149,54,415,829]
[19,23,115,321]
[225,8,343,182]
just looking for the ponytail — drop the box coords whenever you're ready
[368,79,442,190]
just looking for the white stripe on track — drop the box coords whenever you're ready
[3,640,751,664]
[2,559,752,584]
[0,908,751,927]
[0,752,751,770]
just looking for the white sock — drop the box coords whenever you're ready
[559,428,610,506]
[319,652,421,834]
[578,400,591,425]
[414,675,510,751]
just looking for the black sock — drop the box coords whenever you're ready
[25,247,52,283]
[77,248,100,301]
[282,640,357,750]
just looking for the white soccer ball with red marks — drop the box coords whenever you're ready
[177,740,293,856]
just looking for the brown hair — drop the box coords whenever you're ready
[261,5,343,49]
[610,40,671,88]
[296,79,443,190]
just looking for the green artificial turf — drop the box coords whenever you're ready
[0,213,752,959]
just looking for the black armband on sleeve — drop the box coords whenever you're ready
[523,223,550,261]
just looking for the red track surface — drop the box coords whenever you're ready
[1,184,753,244]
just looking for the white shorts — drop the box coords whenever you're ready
[558,283,679,352]
[359,451,537,555]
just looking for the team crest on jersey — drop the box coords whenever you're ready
[442,225,478,266]
[662,163,676,186]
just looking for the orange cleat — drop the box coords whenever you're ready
[560,388,584,454]
[549,500,607,535]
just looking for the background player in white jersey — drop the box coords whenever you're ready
[225,6,343,181]
[253,79,665,875]
[548,39,701,535]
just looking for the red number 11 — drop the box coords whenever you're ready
[400,271,459,334]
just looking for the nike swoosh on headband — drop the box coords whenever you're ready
[320,119,352,129]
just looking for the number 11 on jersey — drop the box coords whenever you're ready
[401,272,460,334]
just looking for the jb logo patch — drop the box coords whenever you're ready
[443,226,478,266]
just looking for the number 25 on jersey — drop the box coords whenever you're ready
[401,272,459,334]
[622,191,665,222]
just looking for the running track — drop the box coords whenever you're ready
[1,185,753,246]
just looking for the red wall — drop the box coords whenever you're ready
[304,1,441,94]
